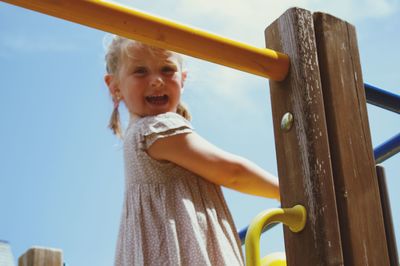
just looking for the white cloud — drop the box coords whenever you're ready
[174,0,398,45]
[307,0,398,22]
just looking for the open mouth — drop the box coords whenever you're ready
[145,94,169,106]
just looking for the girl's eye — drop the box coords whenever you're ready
[161,66,176,74]
[133,67,147,75]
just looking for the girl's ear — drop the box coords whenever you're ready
[181,70,188,88]
[104,74,119,96]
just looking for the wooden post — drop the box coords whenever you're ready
[265,8,344,265]
[376,165,399,265]
[313,12,390,265]
[18,247,63,266]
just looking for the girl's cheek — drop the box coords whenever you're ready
[171,75,182,83]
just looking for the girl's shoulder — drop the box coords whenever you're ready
[129,112,194,149]
[137,112,193,134]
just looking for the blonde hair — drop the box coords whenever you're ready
[104,36,191,137]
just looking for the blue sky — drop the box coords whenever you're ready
[0,1,399,265]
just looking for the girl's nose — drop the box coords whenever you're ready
[150,76,164,88]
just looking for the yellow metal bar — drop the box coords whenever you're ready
[1,0,289,81]
[245,205,306,266]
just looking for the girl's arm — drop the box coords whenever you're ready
[147,132,280,200]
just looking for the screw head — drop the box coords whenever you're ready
[281,112,294,132]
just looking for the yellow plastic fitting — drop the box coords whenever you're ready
[260,252,286,266]
[1,0,289,81]
[245,205,306,266]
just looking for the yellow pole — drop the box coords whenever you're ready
[1,0,290,81]
[245,205,307,266]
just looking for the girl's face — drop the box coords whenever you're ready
[106,43,186,117]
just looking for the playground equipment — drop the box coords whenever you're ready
[18,247,63,266]
[245,205,306,266]
[2,1,399,265]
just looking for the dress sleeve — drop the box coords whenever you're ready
[139,112,194,150]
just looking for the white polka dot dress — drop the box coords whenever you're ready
[114,112,244,266]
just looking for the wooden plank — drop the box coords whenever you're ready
[376,165,399,266]
[18,247,63,266]
[265,8,344,266]
[313,12,390,265]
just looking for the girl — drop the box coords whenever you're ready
[104,36,280,266]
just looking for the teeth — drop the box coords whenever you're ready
[145,94,168,105]
[146,95,167,99]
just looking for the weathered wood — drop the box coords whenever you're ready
[265,8,344,265]
[18,247,62,266]
[376,165,399,266]
[313,12,390,265]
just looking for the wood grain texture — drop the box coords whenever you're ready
[313,12,390,265]
[376,165,399,266]
[265,8,343,266]
[18,247,63,266]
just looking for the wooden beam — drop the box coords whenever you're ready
[265,8,343,265]
[18,247,63,266]
[376,165,399,265]
[313,12,390,265]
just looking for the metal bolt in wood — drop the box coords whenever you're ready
[280,112,294,132]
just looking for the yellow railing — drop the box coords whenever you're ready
[245,205,307,266]
[1,0,290,81]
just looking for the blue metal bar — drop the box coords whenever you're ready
[374,132,400,164]
[364,83,400,114]
[238,226,248,243]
